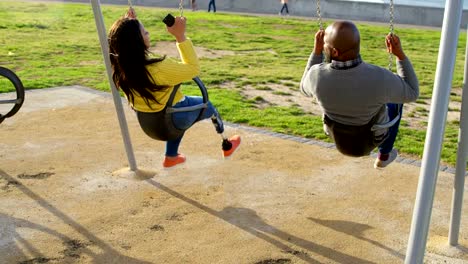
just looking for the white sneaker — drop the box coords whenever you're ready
[374,149,398,169]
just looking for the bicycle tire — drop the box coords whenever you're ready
[0,66,25,123]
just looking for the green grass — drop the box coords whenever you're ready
[1,1,466,166]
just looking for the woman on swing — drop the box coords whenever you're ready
[108,8,241,168]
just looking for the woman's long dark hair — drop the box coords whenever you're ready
[108,18,166,108]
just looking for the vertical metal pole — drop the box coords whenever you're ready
[90,0,138,171]
[404,0,463,263]
[448,25,468,246]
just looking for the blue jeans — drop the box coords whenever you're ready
[166,96,223,156]
[208,0,216,12]
[378,103,403,155]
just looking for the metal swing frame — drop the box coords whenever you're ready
[93,0,466,262]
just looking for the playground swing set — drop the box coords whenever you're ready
[94,0,468,262]
[0,0,465,263]
[0,1,466,263]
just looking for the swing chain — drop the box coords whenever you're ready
[388,0,395,71]
[389,0,394,34]
[316,0,323,30]
[179,0,184,17]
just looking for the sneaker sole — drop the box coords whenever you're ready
[373,149,398,169]
[162,159,186,170]
[163,162,185,170]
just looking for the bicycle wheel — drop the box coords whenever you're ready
[0,66,25,124]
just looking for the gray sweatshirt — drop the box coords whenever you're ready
[300,53,419,129]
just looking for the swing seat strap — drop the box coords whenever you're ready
[166,78,209,122]
[371,104,402,131]
[136,80,210,142]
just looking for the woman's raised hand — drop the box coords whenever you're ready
[125,7,137,19]
[167,16,187,43]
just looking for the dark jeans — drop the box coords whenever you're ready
[166,96,224,156]
[280,3,289,14]
[208,0,216,12]
[378,103,403,155]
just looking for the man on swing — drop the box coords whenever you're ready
[300,21,419,168]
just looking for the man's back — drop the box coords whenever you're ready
[303,58,419,126]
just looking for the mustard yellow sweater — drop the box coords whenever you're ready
[131,39,200,112]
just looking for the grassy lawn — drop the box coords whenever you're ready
[0,1,466,166]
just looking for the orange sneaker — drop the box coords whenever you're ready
[223,135,241,158]
[163,154,186,168]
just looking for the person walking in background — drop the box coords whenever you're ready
[208,0,216,13]
[279,0,289,16]
[191,0,198,11]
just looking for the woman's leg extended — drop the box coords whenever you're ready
[166,136,183,157]
[172,96,241,158]
[378,103,403,154]
[172,96,224,133]
[164,136,186,168]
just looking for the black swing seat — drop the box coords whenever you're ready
[136,77,209,141]
[0,66,25,124]
[323,111,399,157]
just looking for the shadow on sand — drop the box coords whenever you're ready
[0,169,151,264]
[308,217,405,260]
[146,178,377,263]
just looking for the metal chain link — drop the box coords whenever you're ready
[179,0,184,17]
[316,0,323,30]
[389,0,394,34]
[388,0,395,71]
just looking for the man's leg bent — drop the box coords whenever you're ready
[374,103,402,168]
[378,103,403,154]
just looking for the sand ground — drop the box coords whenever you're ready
[1,86,468,264]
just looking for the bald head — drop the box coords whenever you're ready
[324,21,360,61]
